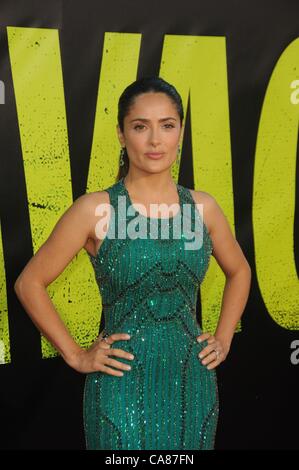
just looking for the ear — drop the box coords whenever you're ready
[116,124,125,147]
[179,122,185,143]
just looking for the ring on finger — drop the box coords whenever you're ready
[102,332,110,344]
[214,349,220,359]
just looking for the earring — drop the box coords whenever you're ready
[120,147,125,166]
[176,145,181,165]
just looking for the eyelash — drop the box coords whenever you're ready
[134,124,175,130]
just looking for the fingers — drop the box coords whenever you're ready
[99,332,131,347]
[103,348,134,361]
[98,365,125,377]
[98,350,134,377]
[196,332,212,343]
[200,348,221,368]
[105,357,132,372]
[197,332,223,369]
[205,356,220,370]
[99,355,134,377]
[109,332,131,343]
[97,333,135,376]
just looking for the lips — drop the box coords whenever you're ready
[145,152,164,159]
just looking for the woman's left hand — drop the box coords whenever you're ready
[196,332,229,369]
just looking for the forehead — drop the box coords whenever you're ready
[127,92,177,115]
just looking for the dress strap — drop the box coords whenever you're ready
[178,184,212,244]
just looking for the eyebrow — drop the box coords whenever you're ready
[129,117,177,123]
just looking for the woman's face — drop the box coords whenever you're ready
[117,92,183,174]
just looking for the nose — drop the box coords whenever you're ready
[149,127,161,146]
[150,132,161,147]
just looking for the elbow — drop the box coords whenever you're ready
[240,262,252,288]
[239,254,252,277]
[14,276,24,297]
[14,274,31,297]
[14,274,45,297]
[239,261,252,279]
[226,260,252,281]
[245,260,252,277]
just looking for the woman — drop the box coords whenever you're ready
[14,76,251,450]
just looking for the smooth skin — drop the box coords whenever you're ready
[14,91,251,377]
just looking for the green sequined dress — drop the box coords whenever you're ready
[83,177,219,450]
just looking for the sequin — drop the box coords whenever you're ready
[83,177,219,450]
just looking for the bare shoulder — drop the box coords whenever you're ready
[82,190,110,212]
[14,190,112,288]
[189,189,218,234]
[80,190,111,234]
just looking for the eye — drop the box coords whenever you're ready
[133,123,175,130]
[164,123,175,128]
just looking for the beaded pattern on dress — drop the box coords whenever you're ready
[83,177,219,450]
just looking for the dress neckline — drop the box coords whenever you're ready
[120,176,182,221]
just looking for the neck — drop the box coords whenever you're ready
[123,172,177,197]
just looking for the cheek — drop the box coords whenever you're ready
[166,129,180,143]
[128,134,146,149]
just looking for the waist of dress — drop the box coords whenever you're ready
[104,312,201,337]
[104,318,204,358]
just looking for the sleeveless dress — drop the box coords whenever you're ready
[83,177,219,450]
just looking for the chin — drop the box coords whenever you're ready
[147,166,172,175]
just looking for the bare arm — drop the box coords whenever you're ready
[192,191,252,368]
[14,192,134,375]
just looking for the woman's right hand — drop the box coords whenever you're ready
[68,331,134,375]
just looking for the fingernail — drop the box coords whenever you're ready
[199,354,203,359]
[125,334,130,339]
[197,338,202,343]
[129,355,134,359]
